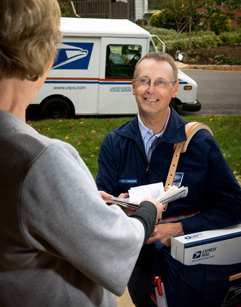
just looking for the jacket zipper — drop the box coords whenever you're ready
[134,139,149,173]
[134,138,165,175]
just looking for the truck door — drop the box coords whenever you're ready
[98,38,147,115]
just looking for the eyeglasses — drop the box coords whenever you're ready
[134,78,176,89]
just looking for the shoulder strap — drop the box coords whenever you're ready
[162,122,213,211]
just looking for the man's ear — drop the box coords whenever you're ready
[172,81,179,98]
[132,80,136,96]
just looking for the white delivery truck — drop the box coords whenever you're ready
[30,17,201,119]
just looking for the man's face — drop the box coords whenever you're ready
[132,59,179,117]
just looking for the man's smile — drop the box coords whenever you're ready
[144,98,159,102]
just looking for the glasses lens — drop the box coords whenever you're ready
[138,79,149,86]
[156,80,167,88]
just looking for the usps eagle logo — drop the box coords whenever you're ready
[53,42,93,70]
[192,251,201,259]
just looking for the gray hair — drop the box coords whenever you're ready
[133,52,178,83]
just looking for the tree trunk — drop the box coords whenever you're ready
[189,16,192,51]
[188,0,192,51]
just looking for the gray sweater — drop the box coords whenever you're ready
[0,111,156,306]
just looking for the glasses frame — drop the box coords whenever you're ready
[134,78,176,89]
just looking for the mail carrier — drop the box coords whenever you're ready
[30,17,201,119]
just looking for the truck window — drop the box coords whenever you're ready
[149,40,156,53]
[105,44,141,79]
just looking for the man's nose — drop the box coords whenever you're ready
[147,81,157,91]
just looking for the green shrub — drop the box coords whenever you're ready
[145,26,177,37]
[145,27,241,52]
[219,33,233,45]
[192,30,216,37]
[150,11,177,29]
[192,35,223,48]
[150,12,163,28]
[214,55,241,65]
[149,9,201,31]
[165,38,189,52]
[158,10,178,30]
[163,34,222,51]
[210,13,231,35]
[219,32,241,45]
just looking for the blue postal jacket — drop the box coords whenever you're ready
[96,107,241,234]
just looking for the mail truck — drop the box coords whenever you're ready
[30,17,201,118]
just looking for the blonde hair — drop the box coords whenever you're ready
[133,52,178,83]
[0,0,62,80]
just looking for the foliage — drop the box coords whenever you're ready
[219,31,241,45]
[146,26,241,52]
[149,0,214,50]
[27,115,241,180]
[191,34,222,48]
[203,4,234,20]
[214,54,241,65]
[222,0,241,11]
[145,26,177,37]
[149,1,202,33]
[150,12,162,28]
[210,12,231,34]
[150,10,183,31]
[156,31,223,51]
[59,1,76,17]
[148,0,241,49]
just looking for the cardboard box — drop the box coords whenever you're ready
[171,224,241,265]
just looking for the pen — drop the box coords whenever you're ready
[153,275,168,307]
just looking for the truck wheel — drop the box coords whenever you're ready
[170,98,178,111]
[41,98,72,119]
[182,100,201,112]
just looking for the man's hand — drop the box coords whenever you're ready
[146,222,184,246]
[118,193,129,198]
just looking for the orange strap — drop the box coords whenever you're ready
[162,122,213,211]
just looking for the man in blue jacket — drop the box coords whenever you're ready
[97,52,241,241]
[96,52,241,305]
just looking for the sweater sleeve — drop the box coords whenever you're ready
[130,201,157,243]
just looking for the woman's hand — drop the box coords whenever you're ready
[99,190,113,201]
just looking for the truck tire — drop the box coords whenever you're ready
[170,98,178,111]
[181,100,201,112]
[41,98,72,119]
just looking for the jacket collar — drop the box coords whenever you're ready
[115,106,188,145]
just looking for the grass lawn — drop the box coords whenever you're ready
[27,114,241,183]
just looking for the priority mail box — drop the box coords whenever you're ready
[171,224,241,265]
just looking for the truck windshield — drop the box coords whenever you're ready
[105,44,142,79]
